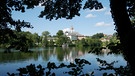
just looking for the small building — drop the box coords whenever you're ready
[100,34,113,42]
[63,26,86,41]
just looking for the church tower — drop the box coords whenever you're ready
[70,26,74,33]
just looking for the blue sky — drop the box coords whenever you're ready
[12,0,116,36]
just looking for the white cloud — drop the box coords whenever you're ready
[95,22,112,27]
[85,14,96,18]
[63,28,71,33]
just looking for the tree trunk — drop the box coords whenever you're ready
[110,0,135,75]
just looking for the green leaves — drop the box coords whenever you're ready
[38,0,103,20]
[14,20,32,32]
[7,58,91,76]
[75,58,91,65]
[7,58,132,76]
[65,58,91,75]
[96,58,132,76]
[16,64,45,76]
[39,0,82,20]
[47,62,57,70]
[83,0,103,10]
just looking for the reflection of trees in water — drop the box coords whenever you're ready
[41,47,53,61]
[41,47,89,62]
[57,47,89,62]
[4,47,132,75]
[0,52,38,63]
[0,47,90,63]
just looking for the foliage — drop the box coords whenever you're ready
[7,58,92,76]
[41,31,50,47]
[1,0,135,74]
[96,58,133,76]
[39,0,79,20]
[42,36,48,47]
[56,30,64,37]
[0,0,103,46]
[7,64,45,76]
[42,31,50,37]
[48,39,54,47]
[107,32,122,52]
[85,37,102,51]
[91,33,104,39]
[55,30,70,46]
[0,30,41,52]
[0,29,107,49]
[76,38,87,47]
[7,55,132,76]
[39,0,103,20]
[32,33,40,46]
[109,0,135,74]
[0,0,33,44]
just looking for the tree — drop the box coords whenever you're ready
[39,0,135,74]
[32,33,40,46]
[110,0,135,74]
[42,31,50,37]
[41,31,50,47]
[76,38,87,47]
[1,0,135,75]
[55,30,68,46]
[56,30,64,37]
[91,33,104,39]
[48,39,54,47]
[0,0,33,50]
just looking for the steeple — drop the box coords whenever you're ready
[70,26,74,33]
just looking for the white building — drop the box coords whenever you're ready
[63,26,85,41]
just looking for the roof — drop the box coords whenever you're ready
[65,31,84,37]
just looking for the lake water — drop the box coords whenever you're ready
[0,47,127,76]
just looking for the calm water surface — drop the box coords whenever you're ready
[0,47,127,76]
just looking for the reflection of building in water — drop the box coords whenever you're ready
[101,47,110,53]
[63,26,86,41]
[64,52,74,62]
[40,47,86,62]
[63,48,84,62]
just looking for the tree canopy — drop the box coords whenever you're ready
[1,0,135,75]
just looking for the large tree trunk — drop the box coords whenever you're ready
[110,0,135,75]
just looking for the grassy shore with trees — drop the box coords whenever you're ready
[0,29,119,53]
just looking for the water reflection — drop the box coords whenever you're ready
[36,47,89,62]
[0,47,90,63]
[0,52,38,63]
[0,47,127,76]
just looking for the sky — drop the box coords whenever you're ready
[12,0,116,36]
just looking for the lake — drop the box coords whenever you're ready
[0,47,127,76]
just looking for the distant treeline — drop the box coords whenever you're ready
[0,30,119,52]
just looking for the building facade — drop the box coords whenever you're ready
[63,26,86,40]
